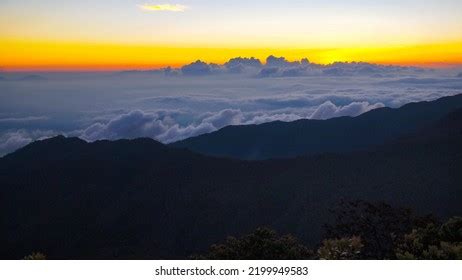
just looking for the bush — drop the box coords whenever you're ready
[324,200,416,259]
[23,252,46,260]
[395,217,462,260]
[318,236,363,260]
[192,227,314,260]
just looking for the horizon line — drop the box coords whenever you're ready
[2,40,462,72]
[2,59,462,73]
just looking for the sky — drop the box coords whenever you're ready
[1,0,462,71]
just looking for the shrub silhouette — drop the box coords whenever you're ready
[23,252,46,260]
[324,200,424,259]
[193,227,314,260]
[439,217,462,243]
[318,236,363,260]
[396,217,462,260]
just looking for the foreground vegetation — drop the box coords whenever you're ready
[194,201,462,260]
[22,200,462,260]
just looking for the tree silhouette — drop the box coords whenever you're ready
[192,227,314,260]
[396,217,462,260]
[324,200,420,259]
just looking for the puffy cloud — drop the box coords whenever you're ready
[300,58,310,65]
[266,55,292,67]
[220,56,316,77]
[281,66,309,77]
[225,57,262,74]
[181,60,213,76]
[258,65,312,78]
[164,55,422,78]
[77,99,387,145]
[0,132,32,156]
[225,57,262,68]
[266,56,311,68]
[226,64,246,74]
[201,109,243,128]
[258,67,280,78]
[310,101,385,120]
[242,111,308,125]
[322,67,345,76]
[251,56,422,78]
[81,110,169,141]
[321,62,420,77]
[139,4,188,12]
[163,66,180,76]
[156,122,214,143]
[0,130,56,156]
[80,109,244,144]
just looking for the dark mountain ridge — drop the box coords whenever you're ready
[171,94,462,160]
[1,107,461,259]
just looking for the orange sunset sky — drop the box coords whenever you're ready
[1,0,462,71]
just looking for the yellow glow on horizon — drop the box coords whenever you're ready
[1,39,462,71]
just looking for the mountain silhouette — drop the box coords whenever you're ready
[0,105,461,259]
[171,94,462,160]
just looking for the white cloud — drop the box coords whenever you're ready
[79,109,238,144]
[156,122,214,143]
[0,132,32,155]
[76,100,387,145]
[81,110,169,141]
[0,130,57,156]
[201,109,243,128]
[310,101,385,120]
[181,60,212,76]
[139,3,188,12]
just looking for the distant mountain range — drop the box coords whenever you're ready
[1,96,461,259]
[171,94,462,160]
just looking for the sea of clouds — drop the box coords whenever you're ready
[1,55,462,156]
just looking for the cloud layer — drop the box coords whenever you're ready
[1,56,461,156]
[78,99,385,144]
